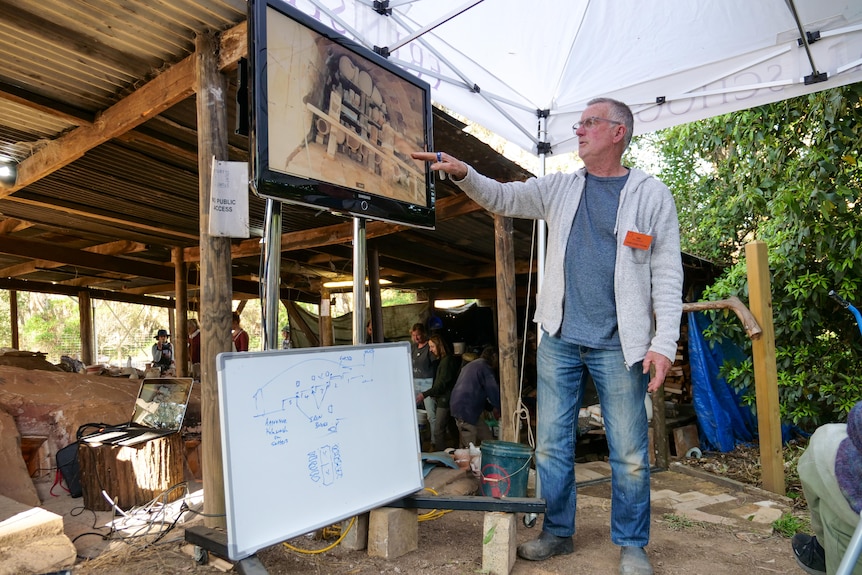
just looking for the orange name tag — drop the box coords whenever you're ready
[624,230,653,251]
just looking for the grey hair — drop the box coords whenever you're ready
[587,97,634,149]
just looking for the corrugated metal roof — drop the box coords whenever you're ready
[0,0,539,306]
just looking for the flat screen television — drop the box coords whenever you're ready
[248,0,436,229]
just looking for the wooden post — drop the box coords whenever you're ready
[745,241,784,494]
[9,289,18,350]
[368,245,384,343]
[78,290,94,365]
[320,287,333,346]
[651,382,669,468]
[173,247,189,377]
[195,31,232,528]
[494,214,520,442]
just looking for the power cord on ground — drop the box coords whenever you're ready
[282,516,357,554]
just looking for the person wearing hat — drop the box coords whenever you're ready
[793,400,862,575]
[151,329,174,375]
[281,326,292,349]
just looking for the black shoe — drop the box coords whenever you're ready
[792,533,826,575]
[517,531,574,561]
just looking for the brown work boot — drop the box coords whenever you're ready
[516,531,574,561]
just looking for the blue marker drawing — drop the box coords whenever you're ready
[249,349,375,448]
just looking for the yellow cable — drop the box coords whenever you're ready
[417,487,451,522]
[284,486,455,554]
[282,516,356,555]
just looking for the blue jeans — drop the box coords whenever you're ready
[536,331,651,546]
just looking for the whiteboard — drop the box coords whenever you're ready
[217,342,423,560]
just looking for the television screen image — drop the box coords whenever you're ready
[249,0,435,228]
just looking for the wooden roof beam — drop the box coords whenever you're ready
[183,193,484,262]
[4,56,195,197]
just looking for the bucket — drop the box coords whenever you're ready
[416,409,428,426]
[480,440,532,498]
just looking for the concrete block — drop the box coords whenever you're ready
[482,512,517,575]
[334,513,368,553]
[367,507,417,559]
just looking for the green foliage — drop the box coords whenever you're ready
[20,294,81,355]
[651,83,862,430]
[660,513,704,531]
[772,513,810,538]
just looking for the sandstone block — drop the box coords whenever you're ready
[482,511,517,575]
[0,495,76,575]
[367,507,417,559]
[0,411,40,506]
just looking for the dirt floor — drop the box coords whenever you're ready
[70,509,799,575]
[59,443,809,575]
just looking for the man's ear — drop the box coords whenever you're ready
[613,124,627,144]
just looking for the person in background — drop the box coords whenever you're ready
[417,334,460,450]
[413,97,683,574]
[411,322,438,442]
[366,319,374,344]
[449,346,500,448]
[187,319,201,380]
[151,329,174,375]
[281,326,292,349]
[792,400,862,575]
[232,312,249,352]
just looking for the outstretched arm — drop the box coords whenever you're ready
[412,151,468,180]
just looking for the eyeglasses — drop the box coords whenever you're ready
[572,116,622,132]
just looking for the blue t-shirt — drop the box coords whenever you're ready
[561,172,628,348]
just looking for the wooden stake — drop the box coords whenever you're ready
[745,241,784,495]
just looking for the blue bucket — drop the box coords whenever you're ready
[480,440,532,498]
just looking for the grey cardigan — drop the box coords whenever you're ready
[454,165,683,366]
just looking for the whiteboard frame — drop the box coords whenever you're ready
[217,342,423,560]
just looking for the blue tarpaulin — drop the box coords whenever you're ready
[688,311,757,452]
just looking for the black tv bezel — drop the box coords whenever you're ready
[248,0,436,229]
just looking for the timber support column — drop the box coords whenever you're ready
[195,31,232,528]
[78,290,94,365]
[10,290,18,350]
[368,245,384,343]
[320,287,333,346]
[173,247,189,377]
[745,240,784,494]
[494,214,520,443]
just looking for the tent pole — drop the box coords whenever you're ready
[262,198,282,350]
[784,0,827,83]
[524,112,549,529]
[353,217,367,345]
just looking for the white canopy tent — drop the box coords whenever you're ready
[293,0,862,156]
